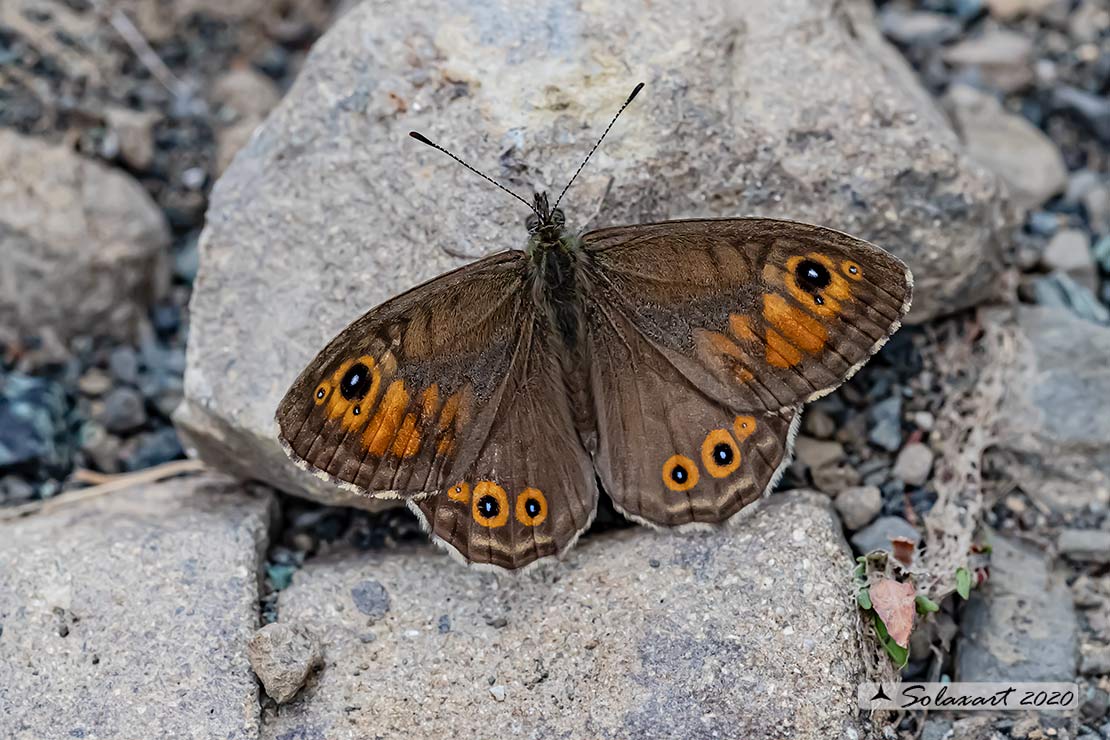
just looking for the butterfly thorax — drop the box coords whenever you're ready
[525,192,595,439]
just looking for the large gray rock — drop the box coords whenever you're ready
[0,474,275,740]
[944,84,1068,213]
[990,306,1110,512]
[180,0,1013,507]
[956,534,1078,682]
[0,130,170,342]
[260,492,864,739]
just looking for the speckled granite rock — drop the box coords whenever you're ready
[178,0,1013,508]
[0,129,169,342]
[0,474,275,740]
[260,491,863,739]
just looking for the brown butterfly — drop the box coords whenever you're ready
[275,84,913,571]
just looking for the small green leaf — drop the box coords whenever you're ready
[857,587,873,610]
[873,612,908,668]
[956,567,971,599]
[979,544,993,555]
[915,594,940,614]
[853,562,866,579]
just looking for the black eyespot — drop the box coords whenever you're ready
[814,294,825,305]
[316,388,326,399]
[525,498,541,517]
[795,259,831,293]
[848,265,859,275]
[671,465,688,484]
[713,443,734,465]
[352,405,360,416]
[339,363,372,400]
[477,495,500,519]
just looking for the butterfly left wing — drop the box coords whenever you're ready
[579,218,911,527]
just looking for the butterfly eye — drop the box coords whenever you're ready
[526,214,540,233]
[551,208,566,228]
[340,362,373,400]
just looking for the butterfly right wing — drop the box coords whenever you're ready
[578,218,911,527]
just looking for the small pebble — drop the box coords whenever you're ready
[247,622,323,704]
[489,685,507,702]
[834,486,883,531]
[97,387,147,434]
[793,436,845,471]
[892,443,934,486]
[1057,529,1110,564]
[850,516,921,555]
[77,368,113,397]
[802,408,837,439]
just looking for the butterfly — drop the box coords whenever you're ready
[275,84,913,571]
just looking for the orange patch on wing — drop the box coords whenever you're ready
[448,481,471,502]
[434,386,473,457]
[363,380,409,456]
[515,487,548,527]
[421,384,440,416]
[472,481,509,527]
[729,314,757,342]
[733,416,757,442]
[765,327,803,368]
[662,454,699,492]
[763,293,827,354]
[391,413,420,457]
[701,429,741,478]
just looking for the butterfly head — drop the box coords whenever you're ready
[525,191,566,238]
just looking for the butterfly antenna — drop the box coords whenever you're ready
[552,82,644,212]
[408,131,538,215]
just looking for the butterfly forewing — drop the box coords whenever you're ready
[276,251,530,497]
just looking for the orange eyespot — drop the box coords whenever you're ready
[472,481,509,527]
[515,487,548,526]
[734,416,757,442]
[701,429,741,478]
[448,481,470,503]
[662,455,699,492]
[841,260,863,281]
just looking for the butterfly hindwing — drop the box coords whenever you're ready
[582,218,913,413]
[586,294,801,526]
[411,317,599,570]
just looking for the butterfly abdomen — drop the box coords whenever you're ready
[530,234,596,440]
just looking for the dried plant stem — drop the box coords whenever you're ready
[0,459,207,522]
